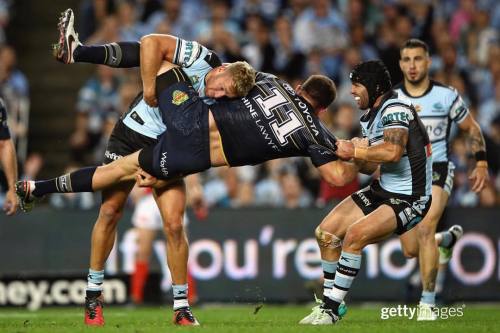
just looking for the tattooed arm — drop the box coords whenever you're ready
[457,114,489,192]
[336,128,408,163]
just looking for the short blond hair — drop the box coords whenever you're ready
[226,61,256,97]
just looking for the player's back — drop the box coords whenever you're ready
[394,80,468,163]
[210,72,338,168]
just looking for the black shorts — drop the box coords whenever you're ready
[351,180,432,235]
[104,119,158,164]
[432,161,455,195]
[138,81,211,179]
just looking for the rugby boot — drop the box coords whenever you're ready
[15,180,37,212]
[310,305,341,325]
[299,294,347,324]
[53,8,81,64]
[84,295,105,326]
[173,307,200,326]
[438,225,464,264]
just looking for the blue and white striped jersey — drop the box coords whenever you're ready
[394,81,469,163]
[360,91,432,197]
[122,39,221,139]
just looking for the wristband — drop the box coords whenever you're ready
[354,146,368,160]
[476,161,488,168]
[474,151,487,161]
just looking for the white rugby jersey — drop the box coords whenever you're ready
[394,81,469,163]
[360,91,432,197]
[122,39,221,139]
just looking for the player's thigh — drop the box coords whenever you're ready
[319,196,365,239]
[153,179,187,228]
[417,185,449,235]
[345,204,397,248]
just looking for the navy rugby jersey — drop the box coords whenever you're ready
[122,38,221,139]
[210,72,338,167]
[0,98,10,140]
[360,90,432,197]
[394,80,469,163]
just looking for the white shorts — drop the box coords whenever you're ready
[132,194,189,230]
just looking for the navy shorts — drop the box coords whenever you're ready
[351,180,432,235]
[139,81,211,179]
[432,161,455,195]
[104,119,157,164]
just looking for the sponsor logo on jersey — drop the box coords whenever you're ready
[190,75,200,85]
[105,150,123,161]
[357,191,371,206]
[172,90,189,105]
[381,112,409,126]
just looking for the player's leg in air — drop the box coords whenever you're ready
[400,163,463,320]
[54,8,140,68]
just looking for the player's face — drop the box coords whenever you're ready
[205,69,237,99]
[351,83,369,110]
[399,47,431,85]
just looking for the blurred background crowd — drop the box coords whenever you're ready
[1,0,500,210]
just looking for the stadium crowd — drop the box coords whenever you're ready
[2,0,500,209]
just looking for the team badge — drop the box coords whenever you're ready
[172,90,189,105]
[433,171,440,182]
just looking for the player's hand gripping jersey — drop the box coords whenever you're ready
[210,72,339,168]
[122,39,221,139]
[394,81,469,163]
[360,90,432,198]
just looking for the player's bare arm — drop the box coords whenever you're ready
[317,160,358,187]
[457,114,489,192]
[140,34,179,106]
[336,128,408,163]
[0,138,18,215]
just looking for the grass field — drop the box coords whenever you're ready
[0,304,497,333]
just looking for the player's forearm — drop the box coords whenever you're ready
[355,143,403,163]
[0,139,18,190]
[140,36,165,94]
[467,120,486,155]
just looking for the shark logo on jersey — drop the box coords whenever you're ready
[172,90,189,105]
[432,102,444,112]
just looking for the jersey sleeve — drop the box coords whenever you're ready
[380,104,413,131]
[307,144,338,167]
[173,38,209,68]
[448,90,469,124]
[0,99,11,140]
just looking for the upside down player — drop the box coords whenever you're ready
[39,9,255,326]
[396,39,489,320]
[299,60,433,325]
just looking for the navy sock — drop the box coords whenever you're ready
[32,166,97,197]
[73,42,140,67]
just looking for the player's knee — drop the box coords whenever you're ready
[99,201,124,223]
[315,226,342,249]
[417,223,436,242]
[162,214,184,238]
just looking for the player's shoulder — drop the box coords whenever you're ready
[430,80,460,101]
[381,90,413,112]
[255,71,278,83]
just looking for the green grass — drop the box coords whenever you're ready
[0,304,497,333]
